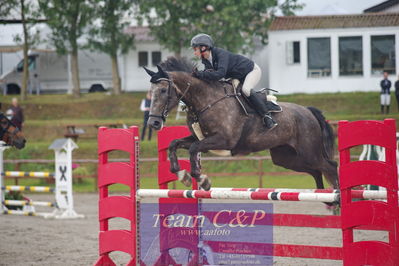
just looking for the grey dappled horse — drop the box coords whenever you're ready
[0,112,26,149]
[144,57,338,192]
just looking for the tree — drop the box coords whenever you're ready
[135,0,204,57]
[86,0,134,95]
[38,0,93,97]
[0,0,41,100]
[135,0,303,55]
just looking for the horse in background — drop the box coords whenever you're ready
[0,112,26,149]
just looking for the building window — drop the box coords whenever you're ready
[371,35,396,75]
[339,36,363,76]
[138,51,148,67]
[307,37,331,77]
[152,51,162,66]
[286,41,300,64]
[293,41,300,63]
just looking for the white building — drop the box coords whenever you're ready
[268,12,399,94]
[122,26,192,91]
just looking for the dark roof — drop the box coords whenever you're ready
[269,13,399,31]
[0,19,47,24]
[124,26,154,42]
[364,0,399,13]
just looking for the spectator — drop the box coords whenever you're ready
[380,71,392,114]
[395,74,399,111]
[7,97,24,130]
[140,91,152,141]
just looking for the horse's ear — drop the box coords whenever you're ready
[156,64,169,78]
[143,66,156,77]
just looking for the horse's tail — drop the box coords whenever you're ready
[307,106,335,161]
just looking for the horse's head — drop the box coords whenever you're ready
[0,112,26,149]
[144,65,180,130]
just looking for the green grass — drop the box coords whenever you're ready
[5,174,320,193]
[1,91,395,192]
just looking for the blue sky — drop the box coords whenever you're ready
[297,0,385,15]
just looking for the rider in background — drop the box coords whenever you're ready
[190,33,281,130]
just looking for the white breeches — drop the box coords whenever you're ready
[380,93,391,106]
[242,63,262,97]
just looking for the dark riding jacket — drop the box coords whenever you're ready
[380,78,392,94]
[198,47,254,82]
[10,106,24,130]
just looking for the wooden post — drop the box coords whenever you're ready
[15,162,20,185]
[258,159,263,188]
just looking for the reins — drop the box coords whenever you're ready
[148,78,191,122]
[197,84,241,116]
[150,76,247,122]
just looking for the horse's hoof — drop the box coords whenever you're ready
[177,169,192,187]
[199,175,211,191]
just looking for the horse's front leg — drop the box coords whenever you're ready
[189,135,233,190]
[168,135,197,186]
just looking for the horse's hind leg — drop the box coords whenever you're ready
[320,160,339,189]
[270,145,335,189]
[306,169,325,189]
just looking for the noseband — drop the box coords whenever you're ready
[149,78,191,122]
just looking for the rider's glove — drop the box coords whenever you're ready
[192,70,204,79]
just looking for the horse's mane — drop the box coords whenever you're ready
[159,56,221,90]
[159,56,197,73]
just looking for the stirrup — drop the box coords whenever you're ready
[263,114,277,130]
[266,101,282,113]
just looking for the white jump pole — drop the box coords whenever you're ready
[0,142,9,212]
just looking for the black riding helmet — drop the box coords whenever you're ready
[191,33,214,50]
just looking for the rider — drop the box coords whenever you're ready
[190,33,281,130]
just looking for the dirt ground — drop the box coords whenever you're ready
[0,193,385,266]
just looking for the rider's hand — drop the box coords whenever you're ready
[192,70,203,79]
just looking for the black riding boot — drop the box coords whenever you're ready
[248,89,277,130]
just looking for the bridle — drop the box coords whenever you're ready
[0,113,20,145]
[149,78,191,122]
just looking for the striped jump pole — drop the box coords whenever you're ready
[2,210,54,217]
[210,187,390,200]
[2,185,55,193]
[2,171,54,178]
[137,189,340,202]
[3,200,56,207]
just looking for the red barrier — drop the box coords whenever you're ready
[95,126,139,266]
[95,121,399,265]
[339,119,399,266]
[155,127,344,262]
